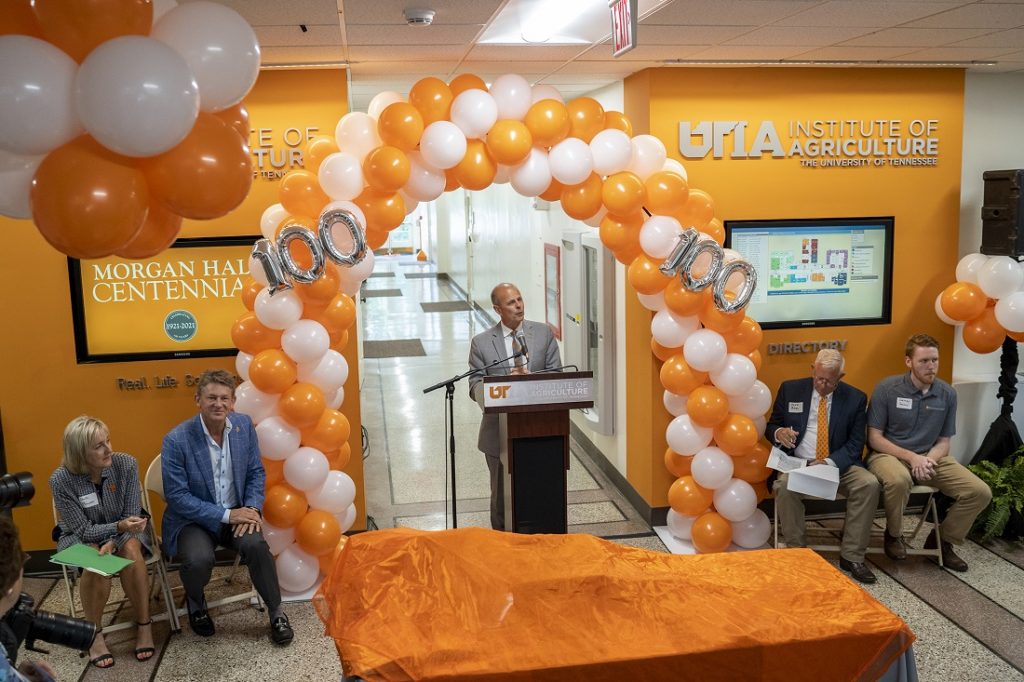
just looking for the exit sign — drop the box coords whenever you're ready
[609,0,638,57]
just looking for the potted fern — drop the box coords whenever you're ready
[968,450,1024,543]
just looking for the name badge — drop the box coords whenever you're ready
[79,492,99,508]
[896,397,913,410]
[788,402,803,413]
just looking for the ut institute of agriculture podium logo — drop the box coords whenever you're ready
[488,385,510,400]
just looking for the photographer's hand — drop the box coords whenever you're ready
[19,659,56,682]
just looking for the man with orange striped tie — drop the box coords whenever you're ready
[767,349,879,584]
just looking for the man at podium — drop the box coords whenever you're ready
[469,283,561,530]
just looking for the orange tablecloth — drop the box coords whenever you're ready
[315,528,914,682]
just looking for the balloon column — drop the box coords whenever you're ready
[0,0,259,259]
[937,253,1024,352]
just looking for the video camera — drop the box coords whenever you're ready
[1,472,97,664]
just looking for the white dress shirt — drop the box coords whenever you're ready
[793,391,837,467]
[200,416,238,523]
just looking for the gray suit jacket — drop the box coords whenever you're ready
[468,319,561,457]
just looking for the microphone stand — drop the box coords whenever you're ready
[423,350,524,529]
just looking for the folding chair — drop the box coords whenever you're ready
[144,455,264,620]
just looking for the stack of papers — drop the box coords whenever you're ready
[50,544,134,577]
[766,447,840,500]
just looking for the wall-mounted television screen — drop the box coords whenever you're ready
[68,236,257,363]
[724,217,894,330]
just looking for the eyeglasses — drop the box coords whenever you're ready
[813,375,841,388]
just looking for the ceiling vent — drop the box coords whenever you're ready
[404,8,435,26]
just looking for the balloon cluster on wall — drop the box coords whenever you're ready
[0,0,259,259]
[937,252,1024,353]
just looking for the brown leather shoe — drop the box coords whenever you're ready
[883,531,908,560]
[839,557,877,584]
[925,530,969,572]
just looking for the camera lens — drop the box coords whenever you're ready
[28,610,97,652]
[0,472,35,509]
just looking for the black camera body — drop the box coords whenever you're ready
[2,594,97,663]
[0,472,34,510]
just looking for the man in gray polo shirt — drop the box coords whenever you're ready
[867,334,991,571]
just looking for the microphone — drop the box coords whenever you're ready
[515,329,529,364]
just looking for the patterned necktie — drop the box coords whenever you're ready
[512,333,525,367]
[815,396,829,460]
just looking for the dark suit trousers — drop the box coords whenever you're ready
[177,523,281,614]
[485,454,505,530]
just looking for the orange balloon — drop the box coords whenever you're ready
[560,173,603,220]
[449,73,487,97]
[748,349,763,372]
[301,409,351,453]
[444,167,461,192]
[664,448,693,478]
[33,0,151,62]
[318,535,349,575]
[274,216,318,269]
[485,120,533,165]
[263,484,308,529]
[314,294,357,336]
[279,382,326,429]
[668,475,713,516]
[249,349,298,394]
[0,0,42,37]
[691,512,733,553]
[703,218,725,246]
[331,329,350,352]
[672,188,715,230]
[713,414,760,456]
[277,169,331,220]
[365,227,389,250]
[142,113,253,220]
[240,277,263,311]
[686,386,730,428]
[732,441,771,483]
[660,354,708,395]
[409,77,454,125]
[213,102,250,142]
[114,202,182,259]
[295,262,341,305]
[644,171,689,214]
[603,110,633,137]
[665,278,709,317]
[651,338,680,362]
[305,135,340,174]
[566,97,605,143]
[1009,329,1024,343]
[963,306,1006,354]
[363,145,411,192]
[598,212,643,252]
[296,510,342,557]
[723,316,763,355]
[628,254,672,295]
[699,296,746,334]
[378,103,424,152]
[453,139,497,191]
[539,178,565,202]
[524,99,572,148]
[31,136,147,259]
[354,187,406,231]
[262,457,285,489]
[327,442,352,471]
[752,480,770,504]
[602,171,646,215]
[613,243,642,267]
[940,281,987,321]
[231,312,284,355]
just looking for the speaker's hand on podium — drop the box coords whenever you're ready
[511,365,530,375]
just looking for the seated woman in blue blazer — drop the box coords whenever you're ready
[49,416,154,669]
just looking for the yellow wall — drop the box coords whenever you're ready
[0,69,362,550]
[624,68,964,511]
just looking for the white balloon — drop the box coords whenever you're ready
[935,293,957,326]
[530,84,564,104]
[664,390,688,416]
[404,151,445,202]
[691,446,734,490]
[75,37,199,157]
[319,152,365,201]
[450,89,498,139]
[666,509,700,541]
[589,129,633,176]
[651,309,700,349]
[627,134,667,181]
[955,253,988,284]
[684,329,728,372]
[583,205,608,228]
[731,509,771,549]
[420,121,467,170]
[995,291,1024,332]
[0,150,42,219]
[284,446,330,492]
[297,350,349,394]
[509,147,551,197]
[235,351,253,383]
[248,255,269,286]
[336,503,358,533]
[234,381,279,423]
[400,190,419,215]
[0,36,81,156]
[713,479,757,523]
[977,256,1023,299]
[368,91,403,120]
[752,415,767,438]
[276,545,319,593]
[637,291,667,312]
[335,112,381,163]
[709,353,758,396]
[262,522,294,556]
[256,416,301,460]
[662,158,688,182]
[728,380,773,419]
[343,249,375,284]
[548,138,593,186]
[260,203,289,240]
[282,320,330,364]
[325,386,345,410]
[489,74,532,120]
[324,200,366,239]
[254,288,303,330]
[639,215,683,259]
[152,0,178,23]
[666,415,713,456]
[152,1,260,112]
[307,470,357,513]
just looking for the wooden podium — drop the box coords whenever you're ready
[483,371,593,534]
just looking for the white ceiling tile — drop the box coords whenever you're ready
[557,60,661,74]
[771,1,964,28]
[685,45,813,59]
[342,0,504,25]
[635,24,758,45]
[906,3,1024,28]
[645,0,821,26]
[839,27,995,46]
[791,45,921,60]
[345,24,484,46]
[349,61,463,76]
[255,24,341,47]
[192,0,339,25]
[466,45,588,61]
[723,25,875,46]
[348,45,471,61]
[896,45,1023,59]
[578,44,710,60]
[951,27,1024,47]
[260,45,346,64]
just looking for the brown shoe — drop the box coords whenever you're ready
[925,530,969,572]
[839,557,877,584]
[883,531,907,560]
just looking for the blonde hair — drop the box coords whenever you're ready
[62,416,109,475]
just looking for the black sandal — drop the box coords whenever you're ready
[134,620,155,662]
[82,652,115,669]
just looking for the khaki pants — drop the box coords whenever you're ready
[774,465,880,563]
[866,452,992,545]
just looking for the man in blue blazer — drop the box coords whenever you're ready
[162,369,293,645]
[766,349,879,584]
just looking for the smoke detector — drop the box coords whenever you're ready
[404,8,435,26]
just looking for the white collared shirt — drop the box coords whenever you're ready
[200,416,238,523]
[793,391,836,466]
[501,322,523,367]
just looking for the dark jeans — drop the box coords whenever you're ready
[176,523,281,614]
